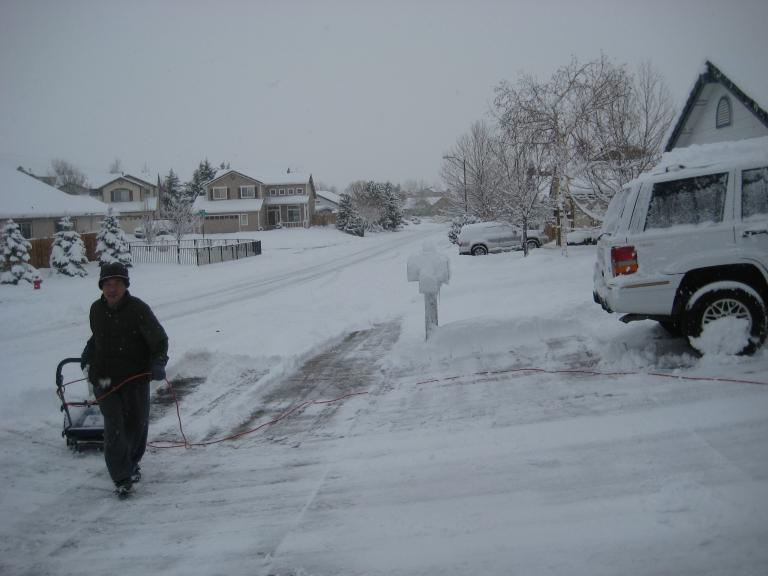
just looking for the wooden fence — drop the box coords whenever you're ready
[28,233,98,269]
[312,212,337,227]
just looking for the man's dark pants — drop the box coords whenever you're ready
[98,378,150,484]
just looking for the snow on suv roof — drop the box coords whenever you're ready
[648,136,768,178]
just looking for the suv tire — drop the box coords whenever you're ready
[685,283,767,356]
[471,245,488,256]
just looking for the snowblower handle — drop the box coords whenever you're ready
[56,357,85,390]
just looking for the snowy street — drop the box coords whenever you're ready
[1,221,767,576]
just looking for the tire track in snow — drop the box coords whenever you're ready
[157,227,439,322]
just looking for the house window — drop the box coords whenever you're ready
[111,188,131,202]
[18,220,32,238]
[240,213,249,226]
[716,96,732,128]
[270,188,277,196]
[213,187,228,200]
[287,206,300,223]
[240,185,256,198]
[296,186,304,194]
[288,188,294,195]
[54,219,75,232]
[279,188,286,195]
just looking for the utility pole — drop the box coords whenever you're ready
[442,155,467,213]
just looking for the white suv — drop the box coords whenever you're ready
[593,139,768,355]
[458,222,543,255]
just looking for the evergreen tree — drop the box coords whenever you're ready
[344,180,403,232]
[161,169,182,210]
[380,182,404,231]
[1,219,41,284]
[335,194,364,237]
[50,217,88,277]
[185,159,218,197]
[96,209,132,267]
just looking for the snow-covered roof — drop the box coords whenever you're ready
[403,196,448,210]
[209,169,312,187]
[652,135,768,176]
[83,171,159,189]
[0,166,110,219]
[192,196,264,214]
[110,197,158,213]
[316,190,340,205]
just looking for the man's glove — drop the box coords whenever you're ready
[151,361,167,381]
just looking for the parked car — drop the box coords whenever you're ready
[133,221,173,240]
[458,222,543,255]
[566,227,600,245]
[593,144,768,355]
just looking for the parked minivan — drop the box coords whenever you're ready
[593,138,768,355]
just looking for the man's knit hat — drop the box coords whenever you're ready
[98,262,130,289]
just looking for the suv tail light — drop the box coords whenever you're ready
[611,245,638,276]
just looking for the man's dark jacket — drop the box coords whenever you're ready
[86,291,168,386]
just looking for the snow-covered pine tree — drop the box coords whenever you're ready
[1,219,41,285]
[380,182,404,231]
[336,194,364,237]
[50,217,88,277]
[161,169,182,211]
[185,159,217,197]
[96,209,132,267]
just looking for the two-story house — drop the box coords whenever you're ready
[93,173,161,234]
[193,169,316,233]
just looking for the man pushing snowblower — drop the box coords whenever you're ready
[81,262,168,498]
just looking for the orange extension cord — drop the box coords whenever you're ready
[59,365,766,450]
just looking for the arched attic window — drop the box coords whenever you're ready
[716,96,732,128]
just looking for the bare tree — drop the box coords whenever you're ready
[491,130,552,256]
[440,120,500,220]
[494,54,625,247]
[109,157,123,174]
[48,158,87,188]
[572,61,675,217]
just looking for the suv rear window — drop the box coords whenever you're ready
[644,172,728,230]
[742,166,768,220]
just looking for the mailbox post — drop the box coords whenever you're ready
[407,243,450,340]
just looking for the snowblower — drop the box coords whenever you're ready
[56,357,104,450]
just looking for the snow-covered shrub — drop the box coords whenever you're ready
[50,217,88,277]
[1,219,41,285]
[448,214,481,244]
[96,209,132,267]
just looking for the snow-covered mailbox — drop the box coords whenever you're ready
[407,243,450,339]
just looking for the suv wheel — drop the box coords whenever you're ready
[526,239,540,251]
[685,283,767,355]
[471,245,488,256]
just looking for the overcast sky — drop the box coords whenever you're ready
[1,0,766,191]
